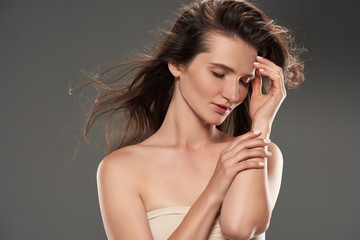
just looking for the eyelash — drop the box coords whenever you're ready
[212,71,252,88]
[240,80,251,88]
[212,72,225,79]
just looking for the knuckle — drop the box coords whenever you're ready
[238,161,248,170]
[236,143,246,151]
[219,150,225,156]
[219,149,229,158]
[242,160,257,169]
[255,149,265,157]
[241,149,249,156]
[251,149,259,156]
[223,159,232,167]
[257,138,266,145]
[235,136,245,143]
[221,151,232,160]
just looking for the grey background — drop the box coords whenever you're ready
[1,0,359,239]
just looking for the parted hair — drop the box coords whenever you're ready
[70,0,305,159]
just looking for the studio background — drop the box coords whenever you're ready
[1,0,359,239]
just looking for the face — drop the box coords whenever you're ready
[170,31,258,126]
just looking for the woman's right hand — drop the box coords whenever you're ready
[207,130,272,200]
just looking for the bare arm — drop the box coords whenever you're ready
[97,151,229,240]
[167,182,223,239]
[97,136,267,240]
[169,131,272,239]
[97,149,226,240]
[97,151,154,240]
[220,55,286,239]
[219,124,283,240]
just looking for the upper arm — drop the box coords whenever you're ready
[267,142,284,212]
[96,151,153,240]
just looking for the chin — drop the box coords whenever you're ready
[205,115,228,126]
[197,107,229,126]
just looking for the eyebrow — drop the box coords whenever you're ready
[209,62,255,78]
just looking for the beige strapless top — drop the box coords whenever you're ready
[146,206,265,240]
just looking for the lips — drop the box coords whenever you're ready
[212,103,232,115]
[214,103,231,111]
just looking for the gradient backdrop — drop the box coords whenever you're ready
[1,0,359,239]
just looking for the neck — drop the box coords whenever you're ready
[153,83,225,150]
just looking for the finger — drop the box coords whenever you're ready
[256,56,278,68]
[224,130,262,152]
[229,138,271,157]
[253,62,279,77]
[255,56,286,93]
[258,68,284,95]
[235,159,265,172]
[251,68,262,96]
[232,147,272,163]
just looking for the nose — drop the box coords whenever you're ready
[221,77,242,103]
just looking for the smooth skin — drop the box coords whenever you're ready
[97,31,285,240]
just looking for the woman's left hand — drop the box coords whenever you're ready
[249,56,287,125]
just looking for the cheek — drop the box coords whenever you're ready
[236,87,250,105]
[182,70,217,100]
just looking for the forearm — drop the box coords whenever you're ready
[219,121,272,238]
[168,186,223,240]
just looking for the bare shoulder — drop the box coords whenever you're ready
[96,145,153,239]
[97,144,147,179]
[99,144,141,166]
[96,144,150,199]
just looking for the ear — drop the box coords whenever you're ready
[168,62,182,78]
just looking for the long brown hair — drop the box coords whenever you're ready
[70,0,305,159]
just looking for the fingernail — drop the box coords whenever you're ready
[266,150,272,156]
[259,68,265,72]
[253,130,261,134]
[257,56,263,59]
[264,138,271,143]
[258,161,265,166]
[254,62,260,65]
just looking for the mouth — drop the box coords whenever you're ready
[215,103,231,111]
[212,103,231,114]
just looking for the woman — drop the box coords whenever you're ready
[72,0,304,239]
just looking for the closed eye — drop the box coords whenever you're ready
[239,76,254,88]
[240,81,251,87]
[212,71,225,79]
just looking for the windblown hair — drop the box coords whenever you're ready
[70,0,305,159]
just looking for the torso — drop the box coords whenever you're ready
[116,134,234,213]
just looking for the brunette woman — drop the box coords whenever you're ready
[73,0,304,239]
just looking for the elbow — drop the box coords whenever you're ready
[221,227,252,240]
[220,216,271,240]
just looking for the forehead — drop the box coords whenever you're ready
[201,31,258,73]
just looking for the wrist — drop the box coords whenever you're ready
[201,188,223,213]
[251,120,272,138]
[204,180,225,206]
